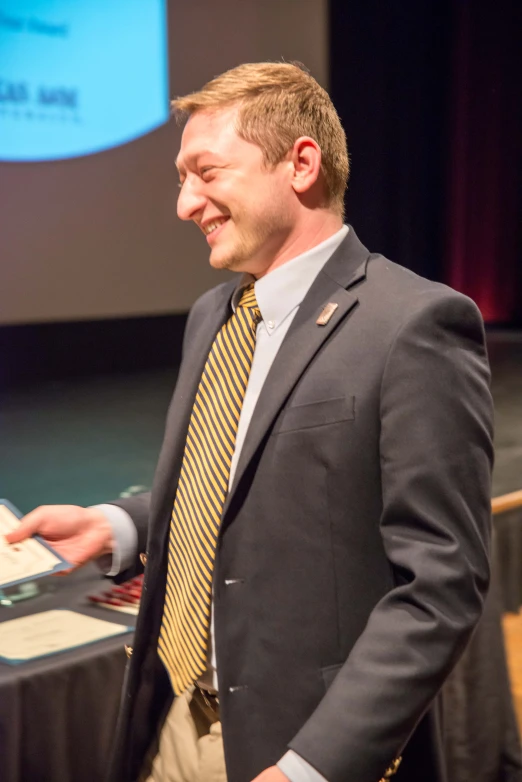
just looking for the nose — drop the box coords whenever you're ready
[177,177,207,222]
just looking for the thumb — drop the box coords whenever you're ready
[4,509,43,544]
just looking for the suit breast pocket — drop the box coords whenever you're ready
[276,396,355,434]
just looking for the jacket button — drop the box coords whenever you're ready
[125,644,133,659]
[139,552,147,566]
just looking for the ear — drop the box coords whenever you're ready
[289,136,322,196]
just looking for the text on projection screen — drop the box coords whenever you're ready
[0,1,168,161]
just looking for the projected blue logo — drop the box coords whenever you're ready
[0,0,168,161]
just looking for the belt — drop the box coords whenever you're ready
[195,683,220,715]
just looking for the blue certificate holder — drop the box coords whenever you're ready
[0,499,72,607]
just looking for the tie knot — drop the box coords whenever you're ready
[238,282,259,311]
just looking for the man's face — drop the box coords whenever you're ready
[176,107,297,276]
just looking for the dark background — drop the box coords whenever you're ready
[331,0,522,324]
[1,0,521,391]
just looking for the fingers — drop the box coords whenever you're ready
[3,504,67,545]
[3,505,112,569]
[4,507,47,544]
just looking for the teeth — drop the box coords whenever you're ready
[203,218,226,235]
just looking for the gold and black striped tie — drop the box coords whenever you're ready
[158,283,261,694]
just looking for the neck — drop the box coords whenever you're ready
[253,212,344,279]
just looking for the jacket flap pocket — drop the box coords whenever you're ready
[278,396,354,433]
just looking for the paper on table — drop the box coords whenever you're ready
[0,504,65,588]
[0,609,130,663]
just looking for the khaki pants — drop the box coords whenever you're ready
[142,687,227,782]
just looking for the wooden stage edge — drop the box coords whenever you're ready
[494,490,522,736]
[503,612,522,736]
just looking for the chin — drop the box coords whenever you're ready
[209,249,245,272]
[208,253,230,270]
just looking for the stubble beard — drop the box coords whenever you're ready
[209,208,290,274]
[209,230,252,272]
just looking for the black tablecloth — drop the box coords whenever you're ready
[1,558,521,782]
[0,565,135,782]
[442,567,522,782]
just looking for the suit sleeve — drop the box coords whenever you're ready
[288,292,494,782]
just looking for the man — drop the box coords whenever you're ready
[7,63,494,782]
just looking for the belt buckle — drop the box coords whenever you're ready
[198,685,219,712]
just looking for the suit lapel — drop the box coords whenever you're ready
[150,281,236,535]
[175,282,236,417]
[222,227,370,521]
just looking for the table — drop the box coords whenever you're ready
[1,558,520,782]
[442,567,522,782]
[0,564,135,782]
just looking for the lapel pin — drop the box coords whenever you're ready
[316,302,339,326]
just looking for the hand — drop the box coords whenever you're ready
[4,505,114,571]
[251,767,289,782]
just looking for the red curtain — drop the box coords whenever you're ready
[446,2,522,323]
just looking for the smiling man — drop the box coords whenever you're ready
[175,103,342,279]
[8,63,494,782]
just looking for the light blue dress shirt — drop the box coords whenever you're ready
[98,225,349,782]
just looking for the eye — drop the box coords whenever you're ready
[200,166,215,180]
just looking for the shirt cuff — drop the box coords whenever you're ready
[277,750,329,782]
[91,504,138,577]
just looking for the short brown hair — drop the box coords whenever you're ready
[173,62,349,216]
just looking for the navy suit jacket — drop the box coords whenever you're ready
[108,227,493,782]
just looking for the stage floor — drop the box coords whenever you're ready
[1,330,521,512]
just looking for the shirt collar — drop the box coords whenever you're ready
[232,225,349,331]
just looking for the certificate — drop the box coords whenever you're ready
[0,501,71,589]
[0,610,131,663]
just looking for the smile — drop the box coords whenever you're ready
[202,217,229,236]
